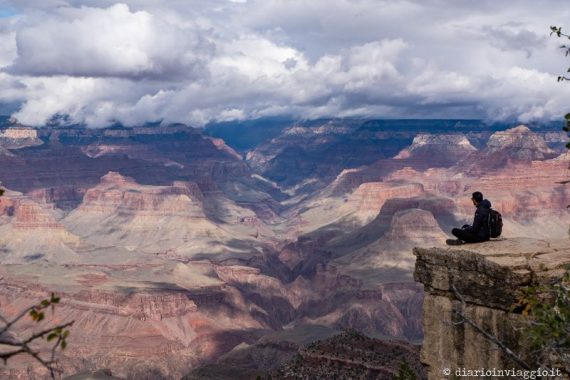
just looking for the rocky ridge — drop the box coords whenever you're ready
[268,330,426,379]
[394,134,477,167]
[459,125,559,173]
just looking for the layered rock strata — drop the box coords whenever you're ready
[414,238,570,380]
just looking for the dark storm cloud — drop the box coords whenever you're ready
[0,0,567,127]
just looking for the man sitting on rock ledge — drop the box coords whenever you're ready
[447,191,491,245]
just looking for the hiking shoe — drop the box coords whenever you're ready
[446,239,465,246]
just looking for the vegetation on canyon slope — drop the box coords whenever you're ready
[515,268,570,374]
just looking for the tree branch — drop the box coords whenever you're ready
[21,321,74,346]
[0,305,38,335]
[0,348,25,363]
[0,296,72,379]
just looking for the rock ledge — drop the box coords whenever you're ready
[413,238,570,380]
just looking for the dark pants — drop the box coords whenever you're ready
[452,228,486,243]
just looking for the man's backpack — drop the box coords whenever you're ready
[488,209,503,238]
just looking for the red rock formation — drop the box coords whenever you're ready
[0,192,63,230]
[486,125,555,159]
[81,143,152,159]
[71,289,199,320]
[0,191,81,263]
[394,134,477,166]
[0,266,267,379]
[293,266,422,338]
[77,172,204,217]
[207,137,243,160]
[383,209,447,246]
[13,200,62,229]
[27,186,86,211]
[0,127,43,149]
[329,168,363,195]
[348,182,425,212]
[326,134,476,197]
[459,125,558,173]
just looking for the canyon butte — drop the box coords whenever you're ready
[0,118,569,379]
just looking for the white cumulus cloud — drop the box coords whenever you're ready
[6,3,212,79]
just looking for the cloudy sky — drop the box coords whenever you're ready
[0,0,568,127]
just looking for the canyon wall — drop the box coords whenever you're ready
[414,238,570,380]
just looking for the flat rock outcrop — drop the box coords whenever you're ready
[414,238,570,380]
[394,134,477,167]
[0,127,43,150]
[384,209,447,245]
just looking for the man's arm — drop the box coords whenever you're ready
[471,210,484,234]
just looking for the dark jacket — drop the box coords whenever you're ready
[465,199,491,240]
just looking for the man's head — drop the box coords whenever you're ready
[471,191,483,206]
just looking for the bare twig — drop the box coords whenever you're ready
[0,305,38,335]
[0,348,25,361]
[0,319,73,379]
[21,321,74,346]
[0,297,73,379]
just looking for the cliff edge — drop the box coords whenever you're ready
[413,238,570,380]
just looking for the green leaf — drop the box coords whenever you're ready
[47,333,58,342]
[565,113,570,120]
[61,340,67,350]
[40,300,50,307]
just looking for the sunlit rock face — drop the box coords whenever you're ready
[486,125,555,158]
[394,134,477,166]
[0,126,44,150]
[459,125,559,173]
[383,209,447,245]
[0,191,80,263]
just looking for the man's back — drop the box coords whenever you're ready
[469,198,491,240]
[448,191,492,245]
